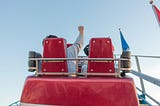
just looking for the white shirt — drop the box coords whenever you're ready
[66,34,84,74]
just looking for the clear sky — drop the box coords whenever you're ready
[0,0,160,105]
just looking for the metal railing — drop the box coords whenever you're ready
[130,55,160,106]
[11,55,160,105]
[29,57,130,77]
[8,100,20,106]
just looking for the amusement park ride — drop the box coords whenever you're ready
[9,1,160,106]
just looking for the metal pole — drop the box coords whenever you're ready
[8,100,20,106]
[136,87,160,106]
[35,60,39,76]
[132,55,160,58]
[135,56,146,94]
[131,70,160,87]
[117,59,121,77]
[29,57,128,61]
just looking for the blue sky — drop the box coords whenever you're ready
[0,0,160,105]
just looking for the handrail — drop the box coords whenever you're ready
[29,57,129,61]
[131,55,160,58]
[115,54,160,58]
[29,57,130,77]
[130,55,160,106]
[136,87,160,105]
[131,70,160,87]
[8,100,20,106]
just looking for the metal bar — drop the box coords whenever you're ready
[43,60,65,62]
[37,72,119,76]
[131,55,160,58]
[131,70,160,87]
[135,56,146,94]
[8,100,20,106]
[115,54,160,58]
[35,60,39,72]
[29,58,129,61]
[37,72,69,76]
[90,60,113,62]
[117,59,121,77]
[35,60,39,76]
[120,68,131,71]
[28,67,36,70]
[136,87,160,106]
[80,73,119,76]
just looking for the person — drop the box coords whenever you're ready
[43,26,84,77]
[83,44,89,56]
[67,26,84,77]
[81,44,89,76]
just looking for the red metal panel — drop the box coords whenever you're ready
[88,38,115,73]
[42,38,68,72]
[21,76,139,106]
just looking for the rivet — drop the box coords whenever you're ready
[46,41,48,44]
[107,40,110,43]
[43,69,46,71]
[61,69,64,71]
[93,41,96,43]
[109,69,112,72]
[59,41,62,43]
[91,69,94,72]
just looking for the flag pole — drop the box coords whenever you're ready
[150,0,160,28]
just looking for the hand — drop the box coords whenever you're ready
[78,26,84,35]
[78,26,84,31]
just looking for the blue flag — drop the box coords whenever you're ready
[119,29,130,51]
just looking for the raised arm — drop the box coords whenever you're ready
[74,26,84,53]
